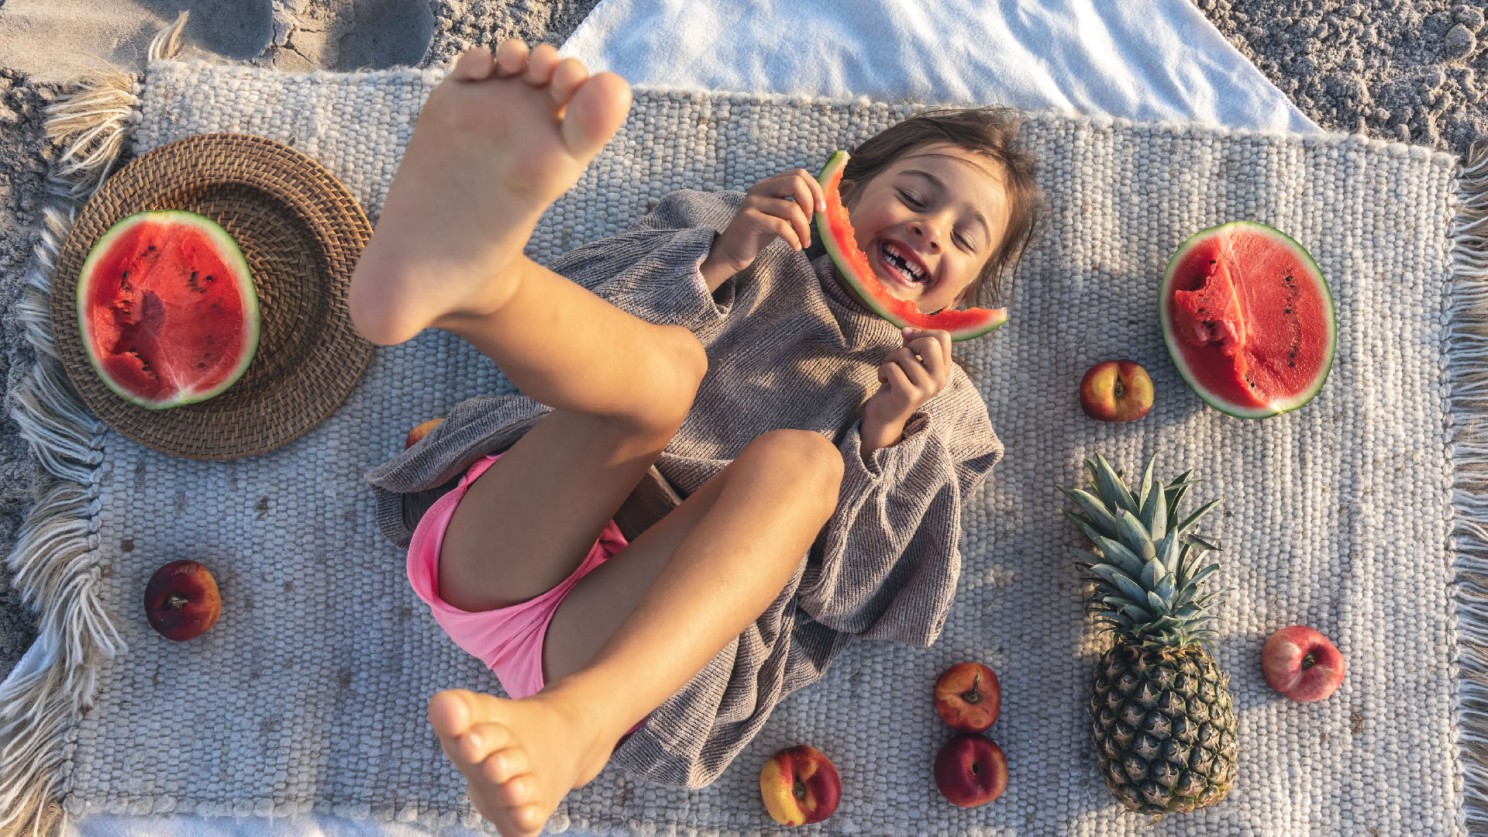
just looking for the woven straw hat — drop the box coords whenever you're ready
[51,132,375,460]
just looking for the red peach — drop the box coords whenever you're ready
[1262,625,1346,702]
[934,733,1007,808]
[1079,360,1154,422]
[144,560,222,641]
[759,745,842,826]
[405,418,444,449]
[934,662,1001,733]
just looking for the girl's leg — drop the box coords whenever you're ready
[352,38,846,837]
[350,40,706,612]
[428,429,846,837]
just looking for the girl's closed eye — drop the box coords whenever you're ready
[898,188,975,252]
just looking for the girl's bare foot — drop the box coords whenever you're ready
[428,688,617,837]
[349,41,633,346]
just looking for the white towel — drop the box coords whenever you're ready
[561,0,1320,134]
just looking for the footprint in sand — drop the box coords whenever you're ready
[267,0,434,71]
[0,0,439,81]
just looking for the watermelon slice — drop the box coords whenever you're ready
[77,210,260,409]
[814,151,1008,341]
[1159,221,1336,419]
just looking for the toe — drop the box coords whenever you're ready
[561,71,633,159]
[427,691,466,737]
[479,744,532,784]
[511,803,546,836]
[497,773,539,809]
[452,46,494,81]
[549,57,589,105]
[458,722,515,763]
[524,44,562,85]
[427,689,476,739]
[494,40,530,76]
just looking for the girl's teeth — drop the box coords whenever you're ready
[881,243,924,285]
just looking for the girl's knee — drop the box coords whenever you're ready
[654,324,708,417]
[662,324,709,391]
[617,325,706,434]
[743,429,845,505]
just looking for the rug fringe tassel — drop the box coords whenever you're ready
[42,70,139,201]
[41,10,186,201]
[0,17,183,835]
[1449,136,1488,836]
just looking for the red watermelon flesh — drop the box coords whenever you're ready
[78,210,260,409]
[1160,221,1335,418]
[814,151,1007,341]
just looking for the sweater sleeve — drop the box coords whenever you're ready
[546,189,745,332]
[795,366,1003,646]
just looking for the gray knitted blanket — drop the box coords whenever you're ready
[2,55,1484,836]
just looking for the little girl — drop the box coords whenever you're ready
[351,40,1040,837]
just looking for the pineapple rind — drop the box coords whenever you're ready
[1089,643,1238,816]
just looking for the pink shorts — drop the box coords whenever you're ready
[406,451,629,699]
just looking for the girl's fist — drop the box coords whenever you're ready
[866,327,953,427]
[701,169,827,285]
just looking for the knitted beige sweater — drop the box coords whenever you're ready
[365,188,1002,787]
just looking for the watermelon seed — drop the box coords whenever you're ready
[146,245,156,252]
[1284,308,1292,314]
[1208,260,1216,265]
[1287,361,1295,367]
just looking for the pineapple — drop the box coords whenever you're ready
[1062,454,1238,816]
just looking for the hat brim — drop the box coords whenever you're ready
[52,132,375,461]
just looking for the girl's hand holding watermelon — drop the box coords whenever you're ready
[700,169,827,291]
[860,326,952,459]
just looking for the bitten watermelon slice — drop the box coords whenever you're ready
[814,151,1008,341]
[1159,221,1336,419]
[77,210,260,409]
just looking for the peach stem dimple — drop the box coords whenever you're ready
[962,673,984,703]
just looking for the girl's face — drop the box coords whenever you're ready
[840,143,1010,313]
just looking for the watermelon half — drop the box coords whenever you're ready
[1159,221,1336,419]
[814,151,1008,341]
[77,210,261,409]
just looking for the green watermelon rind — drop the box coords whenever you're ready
[813,151,1008,342]
[76,209,261,410]
[1158,220,1336,420]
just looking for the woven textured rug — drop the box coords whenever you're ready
[2,45,1485,836]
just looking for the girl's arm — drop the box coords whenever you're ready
[796,363,1001,647]
[699,169,826,291]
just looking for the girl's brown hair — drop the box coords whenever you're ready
[842,107,1042,308]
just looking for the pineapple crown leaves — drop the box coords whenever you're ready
[1061,454,1224,648]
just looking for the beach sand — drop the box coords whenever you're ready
[0,0,1482,774]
